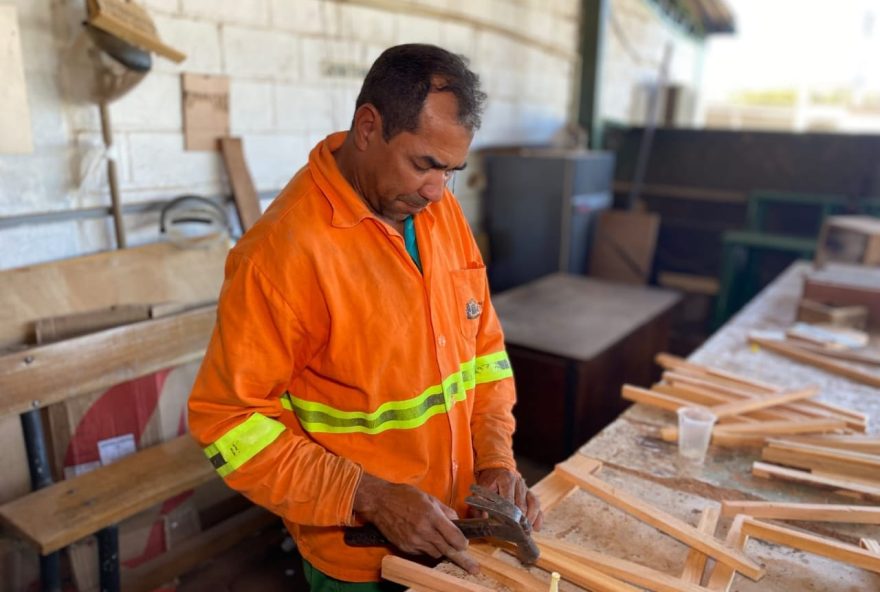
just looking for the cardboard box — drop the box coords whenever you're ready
[816,215,880,267]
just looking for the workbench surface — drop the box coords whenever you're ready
[443,262,880,591]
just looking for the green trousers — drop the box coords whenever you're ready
[302,559,406,592]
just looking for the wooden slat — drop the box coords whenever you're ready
[741,517,880,573]
[785,340,880,367]
[655,354,780,393]
[752,462,880,503]
[621,384,691,412]
[0,306,215,417]
[556,458,764,580]
[750,335,880,389]
[220,137,262,232]
[380,555,494,592]
[533,546,641,592]
[533,535,709,592]
[708,387,819,418]
[705,515,748,592]
[720,501,880,524]
[469,545,546,592]
[680,506,720,584]
[34,304,151,343]
[121,506,279,592]
[87,0,186,62]
[0,435,215,554]
[776,435,880,454]
[713,418,846,435]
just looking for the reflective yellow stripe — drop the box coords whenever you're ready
[203,413,285,478]
[285,351,512,435]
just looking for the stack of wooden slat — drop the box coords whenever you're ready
[620,353,869,450]
[753,437,880,502]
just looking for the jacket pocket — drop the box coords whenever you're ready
[450,267,487,341]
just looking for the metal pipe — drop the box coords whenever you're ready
[98,526,121,592]
[20,410,62,592]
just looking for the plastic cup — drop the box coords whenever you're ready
[677,406,716,463]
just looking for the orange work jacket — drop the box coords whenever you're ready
[188,131,517,582]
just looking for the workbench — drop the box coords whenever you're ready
[443,261,880,590]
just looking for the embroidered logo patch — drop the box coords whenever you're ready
[465,298,483,320]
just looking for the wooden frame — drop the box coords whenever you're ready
[469,545,547,592]
[705,515,748,592]
[533,545,640,592]
[556,456,764,579]
[534,535,710,592]
[740,517,880,574]
[761,440,880,482]
[721,501,880,524]
[530,455,600,514]
[0,306,215,417]
[381,555,495,592]
[680,506,720,584]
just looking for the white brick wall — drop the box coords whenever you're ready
[0,0,584,269]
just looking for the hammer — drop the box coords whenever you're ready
[343,484,540,565]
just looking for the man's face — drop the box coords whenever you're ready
[360,91,473,224]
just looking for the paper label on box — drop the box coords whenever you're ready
[64,460,101,479]
[98,433,136,465]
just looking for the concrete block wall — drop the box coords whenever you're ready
[600,0,704,126]
[0,0,582,270]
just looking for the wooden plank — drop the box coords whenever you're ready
[220,137,262,232]
[533,546,641,592]
[751,462,880,503]
[121,506,279,592]
[740,517,880,574]
[533,535,710,592]
[0,435,216,554]
[183,74,230,151]
[555,458,764,579]
[0,306,215,417]
[680,506,720,584]
[0,236,228,349]
[861,539,880,554]
[705,515,748,592]
[749,335,880,389]
[659,426,766,448]
[720,501,880,524]
[87,0,185,62]
[0,6,33,154]
[469,546,546,592]
[34,304,152,344]
[530,467,592,515]
[380,555,494,592]
[621,384,691,412]
[708,387,819,419]
[796,299,868,330]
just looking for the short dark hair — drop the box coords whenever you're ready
[355,44,486,140]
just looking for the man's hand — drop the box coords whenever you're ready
[474,468,543,531]
[353,472,479,575]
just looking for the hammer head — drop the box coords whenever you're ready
[465,484,540,564]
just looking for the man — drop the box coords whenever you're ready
[188,44,541,591]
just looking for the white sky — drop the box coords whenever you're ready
[702,0,880,100]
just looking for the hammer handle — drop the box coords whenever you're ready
[344,519,493,547]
